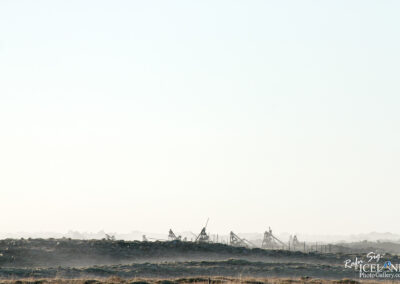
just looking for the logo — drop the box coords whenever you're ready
[344,252,400,279]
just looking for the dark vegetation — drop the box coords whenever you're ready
[0,239,348,268]
[0,259,357,279]
[0,239,398,280]
[0,276,380,284]
[338,241,400,254]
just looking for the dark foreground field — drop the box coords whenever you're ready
[0,239,396,281]
[0,277,389,284]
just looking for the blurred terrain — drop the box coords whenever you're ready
[1,238,400,280]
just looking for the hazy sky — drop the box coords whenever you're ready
[1,0,399,236]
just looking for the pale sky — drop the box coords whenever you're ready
[0,0,399,236]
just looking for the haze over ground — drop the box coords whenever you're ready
[0,0,399,236]
[1,230,399,244]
